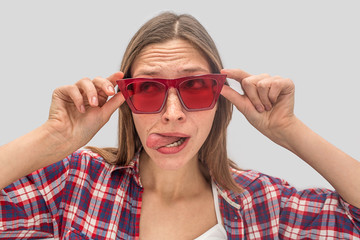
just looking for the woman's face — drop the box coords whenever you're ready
[131,39,217,170]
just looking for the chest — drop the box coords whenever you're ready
[139,191,218,240]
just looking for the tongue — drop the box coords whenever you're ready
[146,134,182,149]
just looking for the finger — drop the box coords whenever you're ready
[268,77,294,104]
[241,74,271,112]
[107,71,124,87]
[93,76,116,97]
[75,78,99,107]
[92,72,124,107]
[57,85,86,113]
[257,77,281,111]
[92,77,114,107]
[267,77,282,104]
[100,92,126,122]
[257,81,271,111]
[221,69,252,83]
[220,85,249,114]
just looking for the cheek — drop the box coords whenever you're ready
[194,109,217,141]
[132,114,151,144]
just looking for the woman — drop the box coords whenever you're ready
[0,12,359,239]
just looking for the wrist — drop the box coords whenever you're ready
[270,116,305,153]
[41,121,76,157]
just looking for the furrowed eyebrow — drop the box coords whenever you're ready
[134,70,158,77]
[180,67,209,74]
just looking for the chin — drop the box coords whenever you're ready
[141,145,199,171]
[153,156,189,171]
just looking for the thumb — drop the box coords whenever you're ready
[221,85,249,115]
[101,92,126,122]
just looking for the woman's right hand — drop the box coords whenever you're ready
[46,72,125,151]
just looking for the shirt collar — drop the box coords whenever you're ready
[212,178,242,210]
[110,148,143,187]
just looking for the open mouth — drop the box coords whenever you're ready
[146,133,190,154]
[161,137,187,148]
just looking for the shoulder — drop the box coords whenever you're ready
[64,149,114,173]
[229,167,334,203]
[35,149,114,181]
[230,167,287,190]
[220,168,292,214]
[229,167,298,203]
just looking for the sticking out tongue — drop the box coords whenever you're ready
[146,133,183,149]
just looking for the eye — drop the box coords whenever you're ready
[129,82,163,94]
[183,79,207,89]
[140,82,163,93]
[126,84,134,95]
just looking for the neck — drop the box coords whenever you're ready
[139,150,210,200]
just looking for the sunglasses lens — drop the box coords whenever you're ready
[179,78,217,109]
[127,81,166,112]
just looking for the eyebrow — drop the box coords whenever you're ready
[181,67,210,74]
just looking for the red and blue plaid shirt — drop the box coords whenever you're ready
[1,149,359,239]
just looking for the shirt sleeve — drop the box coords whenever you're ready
[276,177,360,239]
[0,154,71,239]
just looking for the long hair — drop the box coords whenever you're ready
[89,12,241,193]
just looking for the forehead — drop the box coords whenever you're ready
[131,39,211,78]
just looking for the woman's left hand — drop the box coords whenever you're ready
[220,69,296,145]
[221,69,360,208]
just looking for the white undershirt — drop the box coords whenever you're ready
[194,181,227,240]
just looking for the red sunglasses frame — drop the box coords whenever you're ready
[116,74,227,114]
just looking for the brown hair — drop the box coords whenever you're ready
[89,12,242,193]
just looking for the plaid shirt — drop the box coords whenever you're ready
[1,150,359,239]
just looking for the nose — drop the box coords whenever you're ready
[161,88,186,123]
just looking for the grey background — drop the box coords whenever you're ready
[0,0,359,190]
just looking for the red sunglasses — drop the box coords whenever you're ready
[116,74,227,114]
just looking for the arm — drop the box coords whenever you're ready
[280,118,360,208]
[220,69,360,208]
[0,123,72,190]
[0,72,125,190]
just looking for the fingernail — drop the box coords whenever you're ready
[108,86,115,94]
[256,104,264,112]
[92,96,98,106]
[80,105,86,113]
